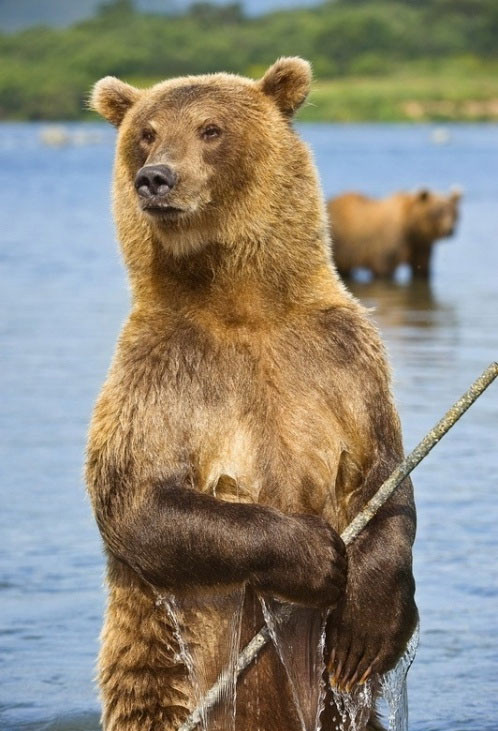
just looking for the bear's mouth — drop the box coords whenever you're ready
[143,204,185,218]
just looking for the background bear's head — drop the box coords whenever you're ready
[407,187,462,243]
[90,59,327,269]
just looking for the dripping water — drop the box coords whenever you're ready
[157,594,208,731]
[157,586,245,731]
[330,678,374,731]
[261,597,328,731]
[329,624,420,731]
[378,624,420,731]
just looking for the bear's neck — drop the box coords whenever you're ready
[129,226,345,323]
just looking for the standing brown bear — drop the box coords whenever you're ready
[86,58,417,731]
[328,188,461,279]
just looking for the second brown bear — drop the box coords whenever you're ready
[328,188,461,279]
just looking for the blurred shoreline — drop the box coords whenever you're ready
[3,69,498,124]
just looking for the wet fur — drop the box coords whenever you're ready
[86,59,417,730]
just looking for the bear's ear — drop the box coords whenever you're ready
[89,76,141,127]
[450,185,463,201]
[417,188,431,202]
[259,57,312,117]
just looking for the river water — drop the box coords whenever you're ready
[1,122,497,731]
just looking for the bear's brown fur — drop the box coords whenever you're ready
[86,58,417,731]
[328,188,461,279]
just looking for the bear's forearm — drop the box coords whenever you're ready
[347,528,416,613]
[96,476,284,591]
[348,479,415,590]
[345,469,417,618]
[344,481,418,651]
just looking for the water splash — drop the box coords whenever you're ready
[329,624,419,731]
[157,586,245,731]
[330,679,374,731]
[261,597,328,731]
[157,594,207,728]
[156,586,418,731]
[379,624,420,731]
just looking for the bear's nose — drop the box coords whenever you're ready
[134,165,177,198]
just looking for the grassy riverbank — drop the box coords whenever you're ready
[300,63,498,122]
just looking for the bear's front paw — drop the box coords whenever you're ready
[328,626,392,692]
[327,595,418,692]
[253,514,348,609]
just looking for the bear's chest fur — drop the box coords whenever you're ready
[107,314,350,525]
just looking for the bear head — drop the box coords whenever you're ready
[89,59,326,275]
[407,187,462,243]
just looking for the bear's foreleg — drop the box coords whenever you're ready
[92,472,347,607]
[327,461,417,692]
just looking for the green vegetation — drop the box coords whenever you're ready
[302,60,498,122]
[1,0,498,121]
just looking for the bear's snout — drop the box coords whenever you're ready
[135,165,178,199]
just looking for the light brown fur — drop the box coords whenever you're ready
[86,59,416,730]
[328,189,461,279]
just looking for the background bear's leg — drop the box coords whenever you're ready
[370,251,398,279]
[99,564,191,731]
[409,243,432,278]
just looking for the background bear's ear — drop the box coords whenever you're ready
[259,57,312,117]
[417,188,430,202]
[89,76,141,127]
[450,185,463,201]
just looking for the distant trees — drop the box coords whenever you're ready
[188,2,244,24]
[0,0,497,119]
[97,0,135,17]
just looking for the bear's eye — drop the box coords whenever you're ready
[141,128,156,144]
[201,124,222,141]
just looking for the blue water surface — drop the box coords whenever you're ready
[0,122,497,730]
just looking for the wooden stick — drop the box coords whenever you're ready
[342,361,498,543]
[178,362,498,731]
